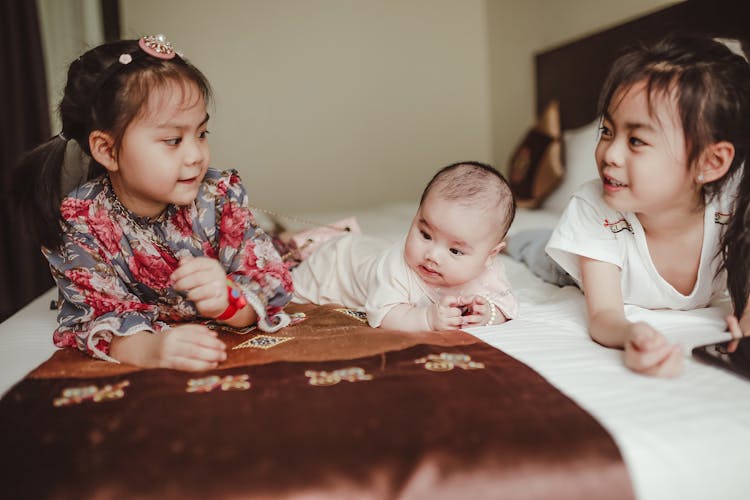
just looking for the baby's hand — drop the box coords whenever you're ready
[110,324,227,371]
[623,322,683,377]
[463,295,505,327]
[428,295,469,330]
[171,256,229,318]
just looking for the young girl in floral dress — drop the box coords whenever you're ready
[14,35,293,371]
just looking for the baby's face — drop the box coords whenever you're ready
[404,193,505,289]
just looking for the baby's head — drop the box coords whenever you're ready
[405,162,516,288]
[597,36,750,204]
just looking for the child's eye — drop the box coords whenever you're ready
[599,125,612,138]
[629,136,645,147]
[164,138,181,146]
[420,230,432,240]
[450,248,464,256]
[199,130,210,139]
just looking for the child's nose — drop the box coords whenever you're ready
[601,138,625,167]
[184,138,206,165]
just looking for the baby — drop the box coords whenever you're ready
[292,161,518,331]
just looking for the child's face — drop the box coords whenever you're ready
[595,80,700,214]
[109,81,210,217]
[404,193,505,289]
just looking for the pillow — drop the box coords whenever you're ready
[542,119,601,213]
[507,100,563,208]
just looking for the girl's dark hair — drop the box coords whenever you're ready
[600,35,750,315]
[11,38,212,249]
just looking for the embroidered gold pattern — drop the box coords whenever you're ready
[415,353,485,372]
[305,367,373,386]
[334,308,368,323]
[232,335,293,350]
[53,380,130,407]
[186,374,250,393]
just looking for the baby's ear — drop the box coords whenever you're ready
[89,130,118,172]
[697,141,735,183]
[485,241,506,266]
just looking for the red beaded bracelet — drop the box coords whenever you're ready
[216,279,248,321]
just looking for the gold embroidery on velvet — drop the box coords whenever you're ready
[305,367,373,386]
[53,380,130,407]
[334,308,368,323]
[415,353,485,372]
[186,374,250,393]
[232,335,293,350]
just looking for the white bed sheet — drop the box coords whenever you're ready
[1,204,748,500]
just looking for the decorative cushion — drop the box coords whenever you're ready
[508,100,563,208]
[542,118,601,213]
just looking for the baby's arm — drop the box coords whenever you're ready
[580,256,683,377]
[379,295,469,332]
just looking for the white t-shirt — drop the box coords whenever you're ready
[292,234,518,327]
[546,179,735,310]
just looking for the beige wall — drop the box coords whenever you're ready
[118,0,677,214]
[487,0,678,175]
[121,0,492,214]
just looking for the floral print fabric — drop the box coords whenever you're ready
[43,168,293,361]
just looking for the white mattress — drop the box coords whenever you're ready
[2,203,748,500]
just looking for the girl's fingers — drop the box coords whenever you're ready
[625,341,673,371]
[643,345,684,378]
[726,315,744,339]
[187,281,227,304]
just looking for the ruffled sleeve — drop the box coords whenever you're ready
[44,220,166,363]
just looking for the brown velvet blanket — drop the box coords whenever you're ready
[0,304,633,499]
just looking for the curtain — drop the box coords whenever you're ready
[0,0,55,322]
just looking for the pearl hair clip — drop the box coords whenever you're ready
[138,34,176,60]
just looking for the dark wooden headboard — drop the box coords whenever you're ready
[536,0,750,131]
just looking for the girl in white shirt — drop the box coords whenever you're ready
[546,36,750,377]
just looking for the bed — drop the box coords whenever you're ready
[2,2,750,499]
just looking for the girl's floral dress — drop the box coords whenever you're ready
[43,168,293,362]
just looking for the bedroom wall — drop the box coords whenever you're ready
[116,0,679,214]
[120,0,492,214]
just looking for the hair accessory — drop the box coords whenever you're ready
[138,34,176,60]
[118,53,133,64]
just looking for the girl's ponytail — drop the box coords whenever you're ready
[12,135,70,250]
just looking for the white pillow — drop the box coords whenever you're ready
[541,119,600,213]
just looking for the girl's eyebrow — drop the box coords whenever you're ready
[603,111,655,132]
[157,113,210,130]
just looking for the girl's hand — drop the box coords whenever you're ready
[725,315,747,339]
[110,325,227,371]
[171,256,229,318]
[428,295,468,330]
[623,322,683,377]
